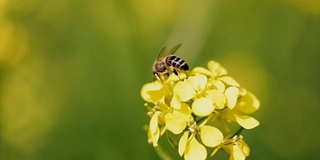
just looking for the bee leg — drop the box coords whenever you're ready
[153,72,161,81]
[173,69,179,76]
[173,69,181,79]
[154,73,166,83]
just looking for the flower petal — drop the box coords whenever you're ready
[225,87,239,109]
[192,97,214,117]
[192,67,212,76]
[234,114,260,129]
[187,74,207,91]
[200,126,223,147]
[140,81,164,103]
[167,72,187,81]
[207,60,220,71]
[211,80,225,92]
[239,139,250,157]
[230,144,245,160]
[174,81,196,102]
[165,112,187,134]
[149,111,161,147]
[178,131,189,156]
[219,76,240,87]
[206,90,226,110]
[177,103,192,115]
[149,111,160,134]
[238,87,247,97]
[149,129,159,145]
[236,91,260,114]
[184,138,207,160]
[166,104,192,135]
[208,60,228,77]
[171,94,181,109]
[149,127,160,147]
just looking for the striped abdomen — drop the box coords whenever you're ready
[165,55,189,71]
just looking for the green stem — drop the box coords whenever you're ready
[226,127,244,139]
[233,127,244,137]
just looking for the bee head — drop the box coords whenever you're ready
[153,60,167,73]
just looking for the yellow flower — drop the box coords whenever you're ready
[145,102,170,146]
[183,137,207,160]
[222,136,250,160]
[222,89,260,130]
[192,60,228,78]
[141,59,260,160]
[165,103,193,134]
[229,141,250,160]
[192,60,239,86]
[178,122,224,160]
[235,90,260,114]
[173,74,216,117]
[192,60,241,110]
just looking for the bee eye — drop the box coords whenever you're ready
[156,63,164,69]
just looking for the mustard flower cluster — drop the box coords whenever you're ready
[141,60,260,160]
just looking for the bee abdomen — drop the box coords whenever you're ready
[166,56,189,71]
[180,61,189,70]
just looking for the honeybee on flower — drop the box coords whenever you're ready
[152,44,189,81]
[141,45,260,160]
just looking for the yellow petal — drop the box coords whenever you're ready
[234,114,260,129]
[200,126,223,147]
[207,60,228,76]
[207,60,220,71]
[192,98,214,117]
[148,127,160,147]
[167,72,187,81]
[230,144,245,160]
[192,67,212,76]
[238,87,247,97]
[147,128,152,144]
[236,91,260,114]
[225,87,239,109]
[239,139,250,157]
[141,81,164,103]
[149,111,160,134]
[206,90,226,110]
[171,94,181,109]
[184,138,207,160]
[177,103,192,115]
[165,112,187,134]
[219,76,240,87]
[187,74,207,91]
[211,80,225,92]
[149,127,160,147]
[148,112,161,147]
[174,81,196,102]
[178,131,189,156]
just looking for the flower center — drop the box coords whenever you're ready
[195,89,207,99]
[188,122,199,133]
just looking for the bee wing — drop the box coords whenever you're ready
[168,43,182,55]
[157,46,168,59]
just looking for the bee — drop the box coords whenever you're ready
[153,43,189,80]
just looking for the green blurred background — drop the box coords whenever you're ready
[1,0,319,159]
